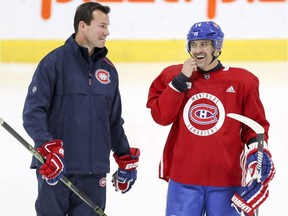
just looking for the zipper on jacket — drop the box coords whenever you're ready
[88,71,92,86]
[88,67,93,172]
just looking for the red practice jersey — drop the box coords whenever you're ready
[147,64,269,187]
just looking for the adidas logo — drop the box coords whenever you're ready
[226,86,235,93]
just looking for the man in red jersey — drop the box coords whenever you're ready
[146,21,275,216]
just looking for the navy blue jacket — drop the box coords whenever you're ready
[23,34,130,174]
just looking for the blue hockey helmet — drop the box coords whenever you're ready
[186,21,224,52]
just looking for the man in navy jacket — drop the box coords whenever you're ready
[22,2,140,215]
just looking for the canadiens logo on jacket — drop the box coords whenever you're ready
[95,69,111,84]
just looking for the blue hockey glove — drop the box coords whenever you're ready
[37,140,65,185]
[231,180,269,216]
[246,142,275,185]
[112,148,140,193]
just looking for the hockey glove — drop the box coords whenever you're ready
[246,142,275,185]
[112,147,140,193]
[231,180,269,216]
[37,140,65,185]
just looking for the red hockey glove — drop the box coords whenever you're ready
[112,148,140,193]
[231,180,269,216]
[246,142,276,185]
[37,140,65,185]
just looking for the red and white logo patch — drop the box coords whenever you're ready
[99,177,107,187]
[183,92,225,136]
[95,69,111,84]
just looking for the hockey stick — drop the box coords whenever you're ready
[0,117,107,216]
[227,113,264,216]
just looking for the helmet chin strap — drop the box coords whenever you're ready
[208,50,221,66]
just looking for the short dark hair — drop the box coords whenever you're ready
[73,2,110,34]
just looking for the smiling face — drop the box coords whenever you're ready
[189,40,221,71]
[75,9,110,55]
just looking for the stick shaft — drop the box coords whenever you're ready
[0,117,107,216]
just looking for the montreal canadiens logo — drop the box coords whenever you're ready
[99,177,107,187]
[189,104,218,125]
[183,92,225,136]
[95,69,110,84]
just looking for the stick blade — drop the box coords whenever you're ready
[227,113,264,134]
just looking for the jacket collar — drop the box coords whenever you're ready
[66,34,108,62]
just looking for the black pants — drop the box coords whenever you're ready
[35,172,106,216]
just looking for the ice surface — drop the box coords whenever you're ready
[0,62,287,216]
